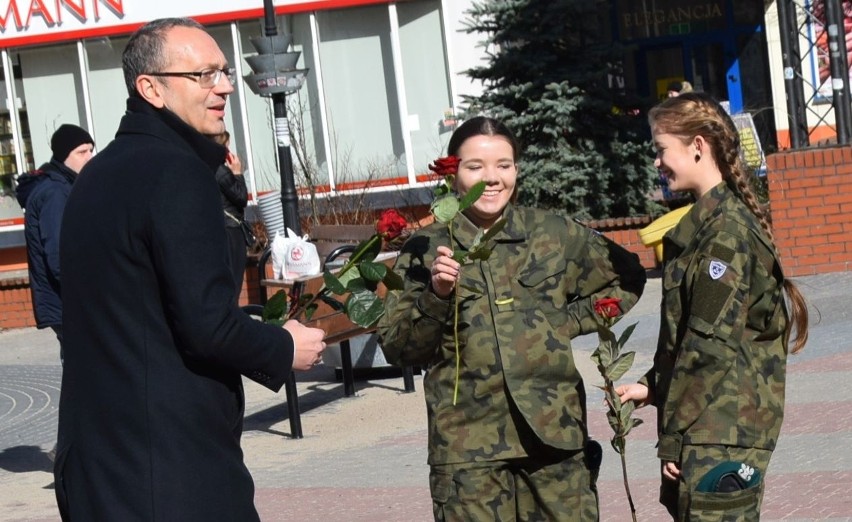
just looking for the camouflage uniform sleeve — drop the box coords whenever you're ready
[377,234,450,367]
[564,224,647,336]
[662,230,752,417]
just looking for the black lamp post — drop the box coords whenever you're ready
[243,0,309,236]
[242,0,310,439]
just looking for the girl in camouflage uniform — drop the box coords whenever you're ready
[618,93,809,520]
[379,117,647,520]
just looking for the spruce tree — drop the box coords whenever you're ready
[461,0,658,220]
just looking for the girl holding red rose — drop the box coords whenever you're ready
[379,116,646,521]
[617,93,809,520]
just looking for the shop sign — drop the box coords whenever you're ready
[618,0,725,38]
[0,0,393,48]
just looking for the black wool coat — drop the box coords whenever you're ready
[55,97,293,521]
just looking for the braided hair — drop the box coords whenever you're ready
[649,93,808,353]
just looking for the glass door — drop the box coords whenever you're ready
[639,38,741,110]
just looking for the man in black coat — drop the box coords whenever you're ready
[54,18,326,521]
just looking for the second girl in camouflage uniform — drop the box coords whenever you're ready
[618,93,809,520]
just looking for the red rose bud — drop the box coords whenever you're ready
[428,155,461,177]
[594,297,622,319]
[376,209,408,240]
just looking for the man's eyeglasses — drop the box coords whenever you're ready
[147,67,235,88]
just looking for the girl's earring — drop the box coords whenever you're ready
[694,153,701,162]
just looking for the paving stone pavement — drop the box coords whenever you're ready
[1,272,851,521]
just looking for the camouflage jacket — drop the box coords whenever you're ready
[642,182,789,461]
[378,205,646,465]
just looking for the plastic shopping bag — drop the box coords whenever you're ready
[270,228,321,279]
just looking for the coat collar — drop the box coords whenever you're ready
[119,96,226,172]
[663,181,730,258]
[451,204,527,250]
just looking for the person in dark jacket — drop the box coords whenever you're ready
[54,18,327,521]
[15,123,94,345]
[212,130,249,299]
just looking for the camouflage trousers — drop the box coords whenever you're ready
[429,443,600,521]
[660,444,772,521]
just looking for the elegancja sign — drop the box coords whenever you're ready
[620,2,725,30]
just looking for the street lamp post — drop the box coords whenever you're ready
[243,0,309,235]
[242,0,310,439]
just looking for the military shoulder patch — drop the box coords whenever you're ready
[708,260,727,280]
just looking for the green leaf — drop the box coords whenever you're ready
[345,291,385,328]
[617,322,638,349]
[337,265,361,289]
[620,398,636,420]
[431,195,459,223]
[323,270,346,295]
[263,290,289,322]
[606,386,622,411]
[345,276,368,293]
[597,324,617,362]
[303,302,318,321]
[382,269,405,291]
[468,246,492,261]
[606,410,620,433]
[352,236,381,263]
[606,351,635,382]
[590,350,602,370]
[359,261,387,282]
[451,249,468,263]
[458,181,486,211]
[479,218,507,242]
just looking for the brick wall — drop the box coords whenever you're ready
[766,146,852,276]
[586,216,658,271]
[0,273,36,329]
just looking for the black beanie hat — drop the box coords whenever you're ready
[51,124,94,162]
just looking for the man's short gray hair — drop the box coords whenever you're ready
[122,18,206,97]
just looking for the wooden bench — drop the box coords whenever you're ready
[252,225,414,439]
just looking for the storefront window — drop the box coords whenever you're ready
[316,4,405,185]
[85,36,129,148]
[1,52,32,232]
[397,0,453,175]
[18,43,88,166]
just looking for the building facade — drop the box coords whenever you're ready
[0,0,840,268]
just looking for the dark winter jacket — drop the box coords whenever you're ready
[15,159,77,328]
[55,97,294,521]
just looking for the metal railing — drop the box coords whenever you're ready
[778,0,852,148]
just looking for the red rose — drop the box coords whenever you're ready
[376,209,408,240]
[594,297,622,319]
[428,155,461,177]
